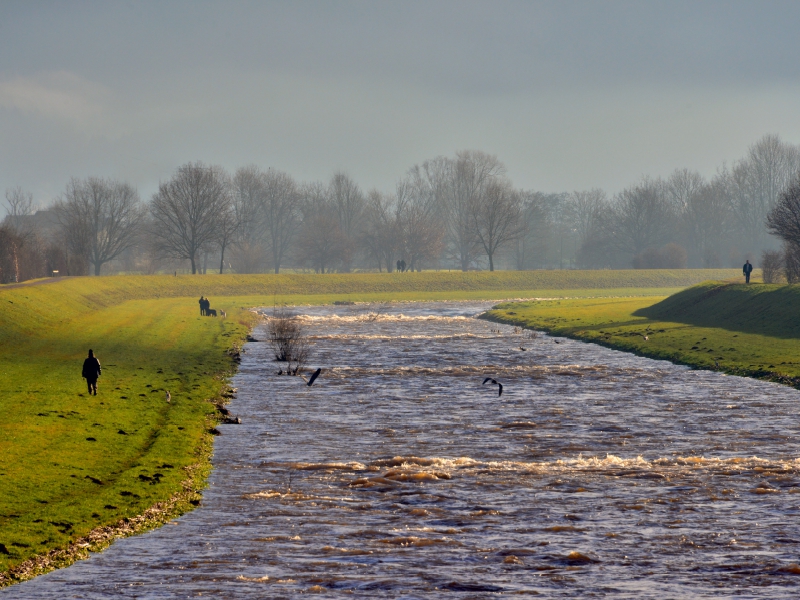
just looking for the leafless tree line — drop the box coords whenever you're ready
[3,134,800,282]
[573,134,800,269]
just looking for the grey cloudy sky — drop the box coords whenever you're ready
[2,0,800,206]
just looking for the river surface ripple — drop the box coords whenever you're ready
[6,301,800,598]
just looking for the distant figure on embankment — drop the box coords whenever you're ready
[199,296,208,316]
[82,349,102,396]
[743,260,753,284]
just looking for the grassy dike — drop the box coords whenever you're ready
[484,279,800,387]
[0,269,737,584]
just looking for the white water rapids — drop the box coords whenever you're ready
[5,301,800,598]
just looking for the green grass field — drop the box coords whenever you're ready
[485,280,800,385]
[0,269,738,584]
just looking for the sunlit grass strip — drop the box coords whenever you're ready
[483,281,800,386]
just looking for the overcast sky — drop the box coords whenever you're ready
[2,0,800,207]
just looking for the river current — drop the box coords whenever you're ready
[6,301,800,598]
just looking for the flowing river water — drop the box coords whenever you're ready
[6,301,800,598]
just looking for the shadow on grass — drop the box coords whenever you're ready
[633,282,800,340]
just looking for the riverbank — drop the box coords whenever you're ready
[483,281,800,386]
[0,270,737,585]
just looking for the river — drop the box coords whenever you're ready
[5,301,800,598]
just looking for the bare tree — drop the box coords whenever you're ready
[470,180,523,271]
[513,191,551,269]
[766,176,800,247]
[296,186,352,273]
[395,167,445,271]
[681,174,733,267]
[329,172,365,271]
[4,187,36,238]
[786,242,800,283]
[150,163,230,274]
[215,200,239,274]
[362,189,399,271]
[53,177,144,276]
[730,134,800,256]
[432,151,506,270]
[230,166,268,273]
[664,168,705,213]
[601,177,675,261]
[263,169,302,273]
[568,188,607,248]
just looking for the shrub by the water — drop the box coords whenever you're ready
[267,308,310,375]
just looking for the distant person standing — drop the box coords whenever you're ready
[199,296,206,316]
[743,260,753,284]
[82,349,102,396]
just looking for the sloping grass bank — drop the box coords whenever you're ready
[0,293,256,584]
[0,270,735,584]
[484,281,800,386]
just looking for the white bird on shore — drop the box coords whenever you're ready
[166,390,171,403]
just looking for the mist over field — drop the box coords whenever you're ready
[3,1,800,280]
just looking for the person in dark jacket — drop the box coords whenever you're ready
[743,260,753,284]
[82,349,102,395]
[199,296,206,316]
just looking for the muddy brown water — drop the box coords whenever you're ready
[5,301,800,598]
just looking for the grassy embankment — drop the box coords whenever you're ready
[0,269,737,584]
[485,278,800,386]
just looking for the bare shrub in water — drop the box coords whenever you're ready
[267,308,310,375]
[761,250,784,284]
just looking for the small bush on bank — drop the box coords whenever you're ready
[785,242,800,284]
[761,250,784,284]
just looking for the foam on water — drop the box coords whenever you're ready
[7,300,800,599]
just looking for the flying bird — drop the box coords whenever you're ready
[301,368,323,387]
[482,377,503,397]
[165,390,171,403]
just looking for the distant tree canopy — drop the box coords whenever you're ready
[3,133,800,282]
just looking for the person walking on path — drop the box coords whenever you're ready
[82,349,102,396]
[743,260,753,284]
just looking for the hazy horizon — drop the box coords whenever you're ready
[3,0,800,207]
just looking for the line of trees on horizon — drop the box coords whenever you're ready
[2,134,800,284]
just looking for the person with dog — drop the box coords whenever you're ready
[82,349,102,396]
